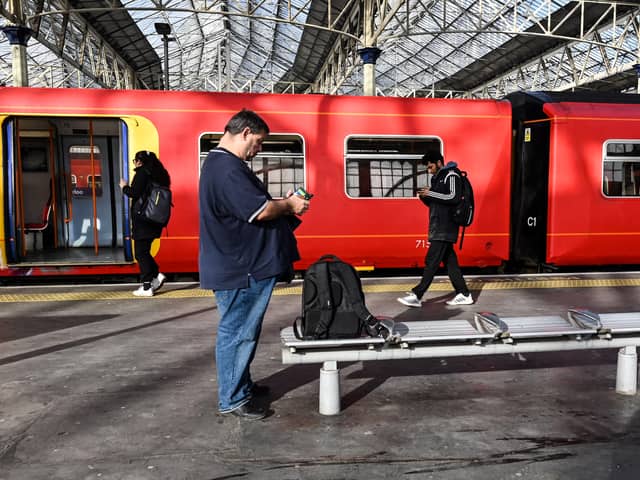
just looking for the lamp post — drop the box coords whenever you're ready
[154,22,173,90]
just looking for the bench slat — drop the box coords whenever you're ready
[281,320,495,350]
[499,315,596,339]
[600,313,640,333]
[280,327,386,348]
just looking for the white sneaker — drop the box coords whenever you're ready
[397,292,421,308]
[446,293,474,306]
[151,273,166,292]
[133,285,154,297]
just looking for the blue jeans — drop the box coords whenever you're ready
[213,275,277,412]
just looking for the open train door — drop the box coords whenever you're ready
[2,116,134,268]
[507,92,551,271]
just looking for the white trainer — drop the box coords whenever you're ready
[133,285,154,297]
[446,293,474,306]
[151,273,166,292]
[397,292,421,308]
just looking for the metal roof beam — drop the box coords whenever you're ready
[1,0,139,88]
[470,7,640,97]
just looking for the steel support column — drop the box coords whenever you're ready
[359,46,381,96]
[2,24,30,86]
[3,0,30,86]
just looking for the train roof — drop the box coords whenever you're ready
[506,90,640,121]
[507,90,640,105]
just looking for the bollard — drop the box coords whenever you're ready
[616,346,638,395]
[319,361,341,415]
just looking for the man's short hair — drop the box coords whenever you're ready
[224,109,270,135]
[421,150,443,165]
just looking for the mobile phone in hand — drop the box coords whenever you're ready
[295,187,314,200]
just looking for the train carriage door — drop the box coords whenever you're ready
[3,118,19,263]
[3,118,57,263]
[507,93,551,271]
[56,118,132,263]
[3,115,130,266]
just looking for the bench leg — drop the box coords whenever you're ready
[319,361,341,415]
[616,346,637,395]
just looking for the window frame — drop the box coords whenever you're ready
[344,134,442,199]
[602,139,640,199]
[198,131,307,199]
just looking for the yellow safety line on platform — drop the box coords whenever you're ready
[1,277,640,302]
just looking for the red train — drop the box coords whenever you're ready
[1,87,639,279]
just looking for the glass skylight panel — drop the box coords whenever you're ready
[272,25,302,65]
[464,36,492,60]
[483,31,511,50]
[425,36,455,58]
[395,57,423,77]
[245,49,268,70]
[252,19,275,43]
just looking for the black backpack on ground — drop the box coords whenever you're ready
[451,169,474,249]
[137,182,172,226]
[294,255,393,341]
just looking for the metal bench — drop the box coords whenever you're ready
[280,310,640,415]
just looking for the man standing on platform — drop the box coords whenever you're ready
[199,109,310,420]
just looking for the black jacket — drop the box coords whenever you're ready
[420,162,462,243]
[123,162,171,240]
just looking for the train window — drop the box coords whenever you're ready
[20,147,48,172]
[199,133,305,198]
[603,141,640,197]
[69,145,103,197]
[86,175,104,196]
[345,136,440,198]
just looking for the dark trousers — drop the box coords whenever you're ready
[412,240,469,299]
[134,238,159,285]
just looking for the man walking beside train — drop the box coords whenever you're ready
[397,150,473,308]
[199,109,310,420]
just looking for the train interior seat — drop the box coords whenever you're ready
[23,174,52,250]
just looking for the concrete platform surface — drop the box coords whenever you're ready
[1,273,640,480]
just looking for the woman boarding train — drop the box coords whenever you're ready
[120,150,171,296]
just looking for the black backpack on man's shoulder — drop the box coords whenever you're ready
[293,254,394,341]
[451,169,474,249]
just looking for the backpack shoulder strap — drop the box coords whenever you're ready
[447,167,461,178]
[293,316,304,340]
[335,262,374,324]
[312,261,335,339]
[458,226,466,250]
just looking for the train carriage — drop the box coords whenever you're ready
[509,91,640,269]
[0,88,512,277]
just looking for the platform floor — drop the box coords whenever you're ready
[2,272,640,479]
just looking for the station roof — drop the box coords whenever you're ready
[67,0,163,89]
[1,1,639,98]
